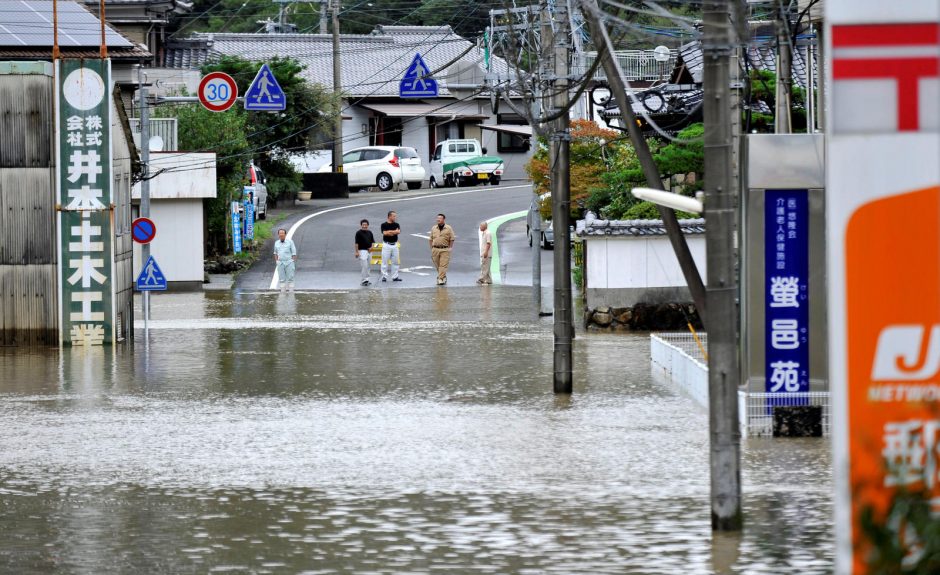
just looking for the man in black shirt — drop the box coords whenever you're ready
[380,210,402,282]
[354,219,375,286]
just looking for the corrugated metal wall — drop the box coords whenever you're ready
[0,63,135,345]
[111,89,134,342]
[0,70,56,345]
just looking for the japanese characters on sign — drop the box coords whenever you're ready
[56,59,114,346]
[765,190,809,399]
[231,201,242,254]
[243,186,255,241]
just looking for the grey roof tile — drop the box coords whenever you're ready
[577,217,706,237]
[166,25,509,98]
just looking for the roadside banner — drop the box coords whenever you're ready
[56,59,114,346]
[827,2,940,572]
[232,201,242,254]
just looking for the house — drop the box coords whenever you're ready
[162,25,536,181]
[597,25,819,135]
[576,215,706,328]
[80,0,193,66]
[0,0,144,345]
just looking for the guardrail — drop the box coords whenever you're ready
[651,333,830,437]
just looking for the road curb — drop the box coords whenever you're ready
[486,210,527,284]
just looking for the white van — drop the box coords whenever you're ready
[246,163,268,219]
[429,139,504,188]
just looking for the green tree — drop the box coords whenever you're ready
[201,55,336,196]
[591,123,703,220]
[155,102,250,254]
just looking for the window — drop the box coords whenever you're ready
[394,148,418,159]
[496,114,530,153]
[342,150,363,164]
[448,143,456,153]
[363,149,388,161]
[432,144,442,161]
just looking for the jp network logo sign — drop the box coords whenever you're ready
[872,325,940,381]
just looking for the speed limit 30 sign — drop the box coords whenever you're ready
[198,72,238,112]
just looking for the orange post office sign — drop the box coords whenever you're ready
[828,2,940,572]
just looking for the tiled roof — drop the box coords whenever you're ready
[671,39,815,91]
[166,25,510,98]
[577,217,706,237]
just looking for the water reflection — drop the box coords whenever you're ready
[0,288,833,573]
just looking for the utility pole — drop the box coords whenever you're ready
[138,67,151,329]
[580,0,708,324]
[319,0,328,34]
[702,0,742,531]
[550,2,573,394]
[775,6,792,133]
[331,0,343,174]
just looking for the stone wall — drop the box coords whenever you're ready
[584,302,703,331]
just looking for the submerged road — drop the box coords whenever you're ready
[238,184,544,291]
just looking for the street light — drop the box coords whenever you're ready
[631,187,704,214]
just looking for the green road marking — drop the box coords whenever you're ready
[486,210,527,284]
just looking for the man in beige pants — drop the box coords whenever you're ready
[477,221,492,285]
[429,213,456,285]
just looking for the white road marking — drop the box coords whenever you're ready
[411,233,430,239]
[400,265,433,276]
[268,185,532,289]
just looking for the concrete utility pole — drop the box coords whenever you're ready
[331,0,343,174]
[702,0,742,531]
[774,7,792,133]
[319,0,328,34]
[550,2,573,394]
[579,0,708,324]
[138,68,151,326]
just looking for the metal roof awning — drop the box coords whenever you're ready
[479,124,533,137]
[359,101,486,119]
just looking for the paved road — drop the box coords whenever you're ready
[238,184,539,290]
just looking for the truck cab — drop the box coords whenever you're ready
[429,139,505,188]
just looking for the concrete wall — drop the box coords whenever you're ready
[584,235,707,309]
[132,199,205,284]
[132,152,217,199]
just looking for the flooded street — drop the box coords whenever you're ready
[0,288,832,574]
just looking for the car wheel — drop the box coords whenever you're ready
[490,178,500,186]
[258,208,266,220]
[376,172,394,192]
[542,233,552,250]
[429,177,438,188]
[444,175,454,188]
[528,227,533,247]
[407,182,422,190]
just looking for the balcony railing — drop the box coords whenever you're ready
[129,117,178,152]
[582,49,678,82]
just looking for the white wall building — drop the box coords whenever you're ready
[132,152,217,286]
[163,25,536,182]
[577,217,706,309]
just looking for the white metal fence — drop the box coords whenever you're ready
[129,118,178,151]
[584,49,678,82]
[651,333,830,437]
[650,332,709,408]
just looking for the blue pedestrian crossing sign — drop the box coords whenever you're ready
[136,255,167,291]
[244,64,286,111]
[400,53,438,98]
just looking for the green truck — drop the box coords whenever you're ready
[429,139,505,188]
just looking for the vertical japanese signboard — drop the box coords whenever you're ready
[231,201,242,254]
[828,1,940,572]
[243,186,255,241]
[765,190,809,401]
[56,59,114,346]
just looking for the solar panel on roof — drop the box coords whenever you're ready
[0,0,132,48]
